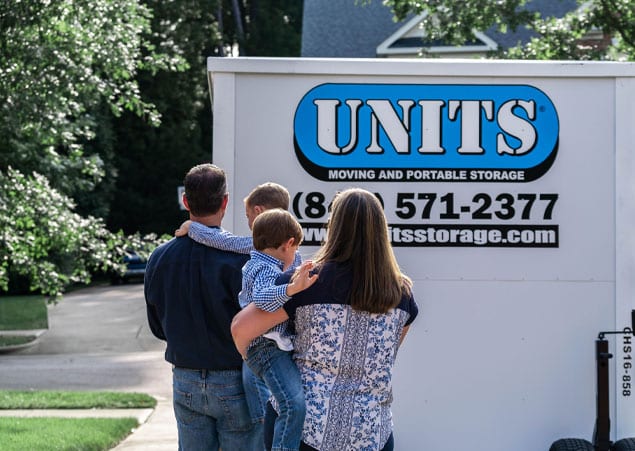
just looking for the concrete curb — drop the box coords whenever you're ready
[0,329,48,336]
[0,408,153,423]
[111,397,175,450]
[0,329,47,353]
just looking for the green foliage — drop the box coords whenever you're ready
[120,231,169,263]
[0,167,170,297]
[107,0,219,234]
[0,168,123,299]
[106,0,303,235]
[0,0,302,294]
[0,167,168,297]
[242,0,304,56]
[383,0,635,60]
[0,417,138,451]
[0,0,184,195]
[0,1,181,295]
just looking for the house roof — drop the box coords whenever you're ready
[301,0,579,58]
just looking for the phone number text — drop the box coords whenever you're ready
[292,191,558,222]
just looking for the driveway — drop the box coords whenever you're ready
[0,283,172,398]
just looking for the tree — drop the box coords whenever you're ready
[0,0,304,294]
[0,0,182,296]
[0,0,184,195]
[106,0,222,235]
[242,0,304,56]
[0,168,118,298]
[383,0,635,60]
[107,0,304,235]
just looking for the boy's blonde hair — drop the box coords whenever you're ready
[252,208,303,251]
[244,182,290,210]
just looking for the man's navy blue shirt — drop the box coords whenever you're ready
[144,230,249,370]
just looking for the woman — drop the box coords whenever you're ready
[232,187,419,451]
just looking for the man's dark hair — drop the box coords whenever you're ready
[183,164,227,216]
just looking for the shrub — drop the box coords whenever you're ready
[0,168,135,299]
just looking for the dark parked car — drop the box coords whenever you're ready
[111,251,147,284]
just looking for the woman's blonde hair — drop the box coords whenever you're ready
[314,188,412,313]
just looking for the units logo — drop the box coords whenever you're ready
[293,83,559,182]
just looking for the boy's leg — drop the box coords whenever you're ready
[264,401,277,451]
[246,340,305,451]
[243,360,271,422]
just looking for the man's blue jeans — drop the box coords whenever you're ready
[246,339,305,451]
[172,367,262,451]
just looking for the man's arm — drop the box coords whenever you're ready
[146,304,166,341]
[143,254,166,340]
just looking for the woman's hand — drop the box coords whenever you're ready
[231,303,289,358]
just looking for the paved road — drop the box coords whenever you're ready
[0,283,176,450]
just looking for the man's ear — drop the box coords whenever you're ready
[253,205,265,215]
[182,193,190,212]
[220,193,229,210]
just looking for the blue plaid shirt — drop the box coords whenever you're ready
[239,251,294,349]
[189,221,252,254]
[188,222,302,267]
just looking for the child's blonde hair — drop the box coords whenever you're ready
[244,182,290,210]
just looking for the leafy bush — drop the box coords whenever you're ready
[0,168,168,299]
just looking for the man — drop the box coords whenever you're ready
[145,163,260,450]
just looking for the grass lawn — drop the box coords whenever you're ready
[0,390,156,450]
[0,295,48,330]
[0,417,138,451]
[0,295,48,347]
[0,390,157,409]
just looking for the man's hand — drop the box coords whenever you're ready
[174,220,191,237]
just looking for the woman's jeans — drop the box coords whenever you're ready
[172,366,262,451]
[246,338,306,451]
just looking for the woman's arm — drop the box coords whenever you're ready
[399,325,410,347]
[231,303,289,358]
